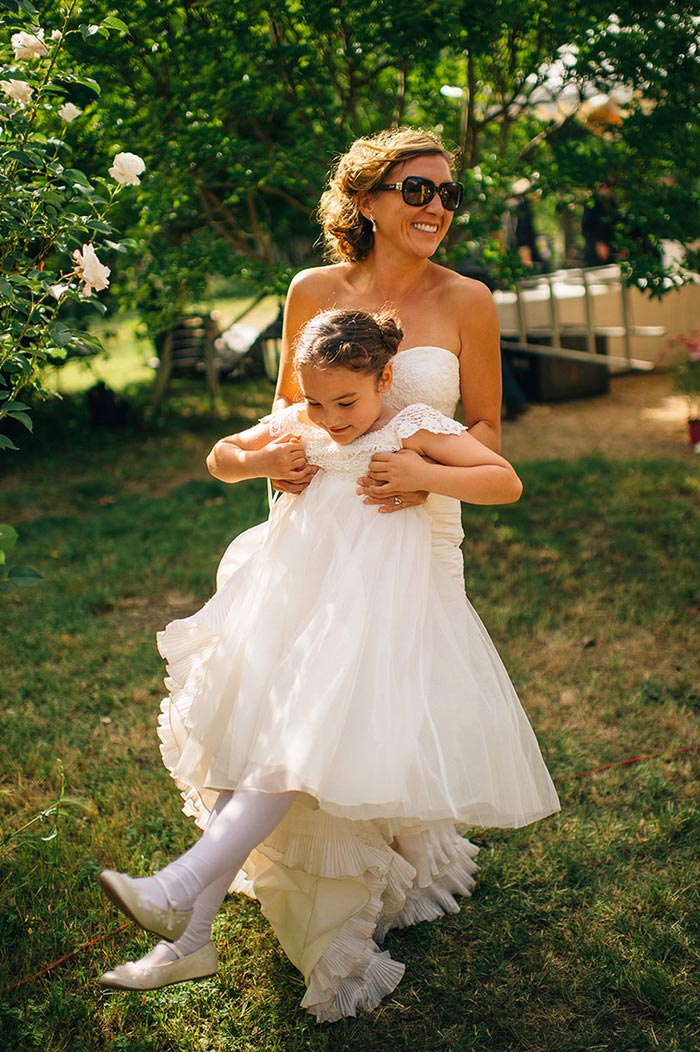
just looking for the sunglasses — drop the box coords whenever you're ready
[375,175,464,211]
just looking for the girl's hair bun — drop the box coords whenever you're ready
[295,308,403,377]
[373,310,402,358]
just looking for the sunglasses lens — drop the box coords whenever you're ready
[402,177,433,206]
[439,183,463,211]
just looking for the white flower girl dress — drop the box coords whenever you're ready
[157,374,560,1021]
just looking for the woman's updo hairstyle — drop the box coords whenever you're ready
[318,127,456,264]
[295,308,403,380]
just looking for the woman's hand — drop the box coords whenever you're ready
[266,433,319,494]
[357,449,429,514]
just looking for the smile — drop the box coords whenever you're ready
[412,222,439,234]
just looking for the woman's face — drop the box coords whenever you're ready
[366,153,455,260]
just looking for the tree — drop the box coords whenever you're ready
[22,1,700,329]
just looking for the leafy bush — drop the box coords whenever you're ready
[0,0,139,449]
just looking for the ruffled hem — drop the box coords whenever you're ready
[227,799,478,1022]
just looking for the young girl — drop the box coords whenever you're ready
[99,309,559,1021]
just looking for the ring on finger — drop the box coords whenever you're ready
[393,496,402,506]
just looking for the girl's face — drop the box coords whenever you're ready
[297,362,393,444]
[363,153,455,259]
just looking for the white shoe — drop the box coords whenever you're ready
[100,941,217,990]
[99,870,193,941]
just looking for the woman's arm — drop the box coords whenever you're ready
[206,422,309,486]
[274,268,330,411]
[368,429,522,506]
[456,279,502,454]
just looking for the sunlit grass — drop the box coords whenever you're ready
[1,374,699,1051]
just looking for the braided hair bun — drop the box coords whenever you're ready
[295,308,403,378]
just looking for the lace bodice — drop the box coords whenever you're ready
[268,403,466,478]
[386,346,460,418]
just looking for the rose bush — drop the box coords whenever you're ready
[0,0,138,452]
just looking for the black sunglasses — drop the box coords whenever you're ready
[375,175,464,211]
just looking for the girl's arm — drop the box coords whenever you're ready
[206,422,309,486]
[367,429,522,507]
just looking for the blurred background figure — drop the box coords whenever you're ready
[581,180,622,267]
[504,178,547,273]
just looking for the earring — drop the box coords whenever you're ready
[369,215,377,233]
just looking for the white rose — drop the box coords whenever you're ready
[51,30,63,42]
[1,79,34,106]
[11,29,48,60]
[58,102,81,122]
[108,151,146,185]
[49,283,69,301]
[72,244,111,296]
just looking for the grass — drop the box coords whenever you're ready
[1,352,699,1051]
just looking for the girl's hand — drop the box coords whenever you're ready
[357,449,429,513]
[266,434,318,493]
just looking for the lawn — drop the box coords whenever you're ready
[1,345,699,1052]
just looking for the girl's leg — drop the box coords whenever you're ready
[132,787,295,914]
[131,868,237,968]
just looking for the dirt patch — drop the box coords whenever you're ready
[501,371,696,463]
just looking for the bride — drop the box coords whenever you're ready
[273,126,502,548]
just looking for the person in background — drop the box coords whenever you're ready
[582,180,622,267]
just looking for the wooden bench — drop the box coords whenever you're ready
[152,314,220,408]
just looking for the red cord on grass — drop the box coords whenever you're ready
[3,922,130,993]
[558,743,700,781]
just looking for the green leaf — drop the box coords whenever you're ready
[0,526,19,554]
[85,219,113,234]
[7,566,43,587]
[62,74,101,96]
[63,169,93,190]
[50,325,74,348]
[3,401,30,413]
[9,411,33,432]
[0,435,19,452]
[102,15,130,32]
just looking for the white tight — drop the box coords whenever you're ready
[131,788,295,965]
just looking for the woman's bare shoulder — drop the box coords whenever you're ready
[288,263,351,303]
[433,264,496,309]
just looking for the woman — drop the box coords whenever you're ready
[273,127,503,492]
[271,126,502,579]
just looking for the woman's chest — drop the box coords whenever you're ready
[330,284,460,355]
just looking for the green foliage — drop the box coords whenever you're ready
[31,0,698,323]
[0,522,41,593]
[0,759,89,856]
[0,1,141,446]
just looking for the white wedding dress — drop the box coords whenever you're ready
[157,348,560,1021]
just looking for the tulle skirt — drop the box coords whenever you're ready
[157,477,559,1019]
